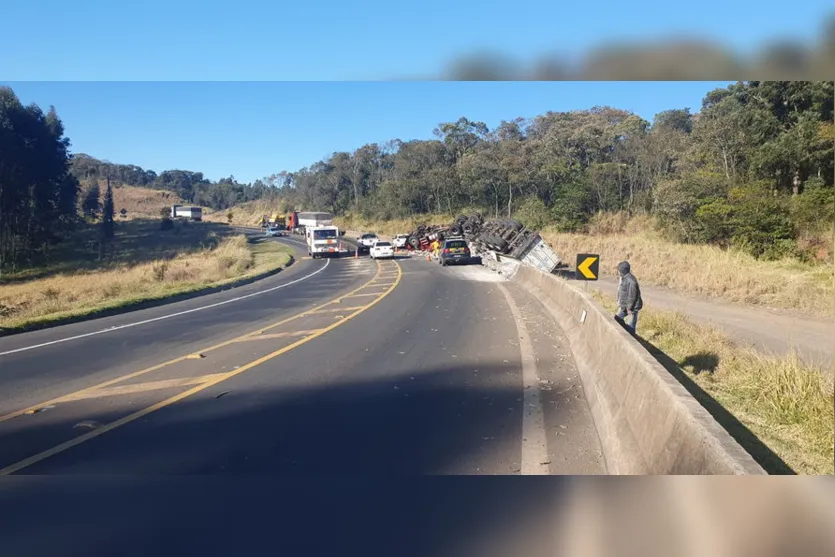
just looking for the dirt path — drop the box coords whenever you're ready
[592,278,834,372]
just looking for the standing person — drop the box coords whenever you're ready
[430,238,441,258]
[616,260,643,334]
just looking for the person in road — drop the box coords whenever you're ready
[430,238,441,258]
[615,260,643,334]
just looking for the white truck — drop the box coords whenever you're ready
[170,204,202,221]
[356,233,378,254]
[306,225,345,258]
[297,212,334,229]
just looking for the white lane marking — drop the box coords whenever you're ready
[0,259,331,358]
[498,282,550,475]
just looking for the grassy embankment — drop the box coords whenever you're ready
[544,213,834,319]
[203,200,277,227]
[0,218,292,331]
[592,291,833,475]
[110,185,185,219]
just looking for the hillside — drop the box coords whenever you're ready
[109,185,184,219]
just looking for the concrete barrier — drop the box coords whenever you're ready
[511,263,766,475]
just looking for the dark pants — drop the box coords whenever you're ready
[616,308,639,334]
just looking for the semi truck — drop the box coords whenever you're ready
[305,224,346,258]
[170,205,203,221]
[288,211,335,235]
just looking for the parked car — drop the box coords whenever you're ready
[370,240,394,260]
[438,238,471,266]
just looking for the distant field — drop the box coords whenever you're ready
[593,291,834,475]
[110,185,184,219]
[0,219,292,331]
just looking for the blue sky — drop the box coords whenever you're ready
[1,1,831,80]
[4,82,735,183]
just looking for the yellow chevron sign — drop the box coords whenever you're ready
[575,254,599,280]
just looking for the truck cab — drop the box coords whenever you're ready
[306,225,343,258]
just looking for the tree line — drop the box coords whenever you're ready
[2,81,832,271]
[272,81,834,261]
[1,87,83,269]
[70,154,276,211]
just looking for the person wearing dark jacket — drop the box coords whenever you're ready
[616,260,643,334]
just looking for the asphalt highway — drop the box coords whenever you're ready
[0,229,605,555]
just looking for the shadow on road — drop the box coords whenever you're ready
[0,364,564,476]
[0,364,571,556]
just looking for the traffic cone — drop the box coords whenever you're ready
[354,246,358,259]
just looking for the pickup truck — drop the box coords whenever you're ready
[356,233,378,254]
[392,234,409,249]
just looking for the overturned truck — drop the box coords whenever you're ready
[405,213,561,274]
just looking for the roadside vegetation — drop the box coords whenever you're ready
[0,219,291,331]
[592,290,834,475]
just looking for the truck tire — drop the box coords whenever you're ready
[408,236,421,249]
[450,225,462,236]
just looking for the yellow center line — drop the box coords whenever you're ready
[234,330,323,342]
[0,260,403,475]
[54,373,232,403]
[0,260,393,425]
[304,306,367,315]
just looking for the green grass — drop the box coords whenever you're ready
[592,290,834,475]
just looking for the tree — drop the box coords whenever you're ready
[0,87,80,269]
[101,179,115,240]
[82,181,101,219]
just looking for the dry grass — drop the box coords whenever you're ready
[593,290,834,475]
[108,185,183,219]
[335,213,452,236]
[0,230,291,330]
[543,213,834,318]
[203,200,287,226]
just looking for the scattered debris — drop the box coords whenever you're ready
[24,405,55,415]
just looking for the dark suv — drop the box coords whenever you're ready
[438,238,471,266]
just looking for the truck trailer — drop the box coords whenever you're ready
[170,205,203,221]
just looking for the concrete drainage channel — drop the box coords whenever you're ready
[481,254,766,475]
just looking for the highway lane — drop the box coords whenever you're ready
[0,234,375,421]
[0,248,605,556]
[0,252,604,476]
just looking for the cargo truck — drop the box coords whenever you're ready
[305,224,346,258]
[170,204,203,221]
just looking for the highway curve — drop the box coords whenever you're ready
[0,233,606,553]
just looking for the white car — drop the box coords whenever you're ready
[392,234,409,249]
[370,240,394,259]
